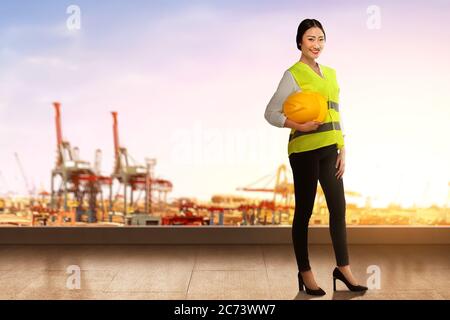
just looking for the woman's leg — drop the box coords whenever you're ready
[318,147,350,267]
[289,151,320,272]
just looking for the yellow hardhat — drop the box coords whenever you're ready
[283,91,327,123]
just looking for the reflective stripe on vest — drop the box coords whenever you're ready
[328,101,339,112]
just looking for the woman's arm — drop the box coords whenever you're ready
[264,70,323,132]
[284,118,322,132]
[264,70,296,128]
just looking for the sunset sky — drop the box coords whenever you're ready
[1,0,449,208]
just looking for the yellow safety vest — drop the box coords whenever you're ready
[287,61,345,156]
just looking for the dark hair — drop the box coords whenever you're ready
[296,19,326,50]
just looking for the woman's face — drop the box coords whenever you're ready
[300,27,325,60]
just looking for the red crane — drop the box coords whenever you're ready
[109,111,172,220]
[50,102,111,224]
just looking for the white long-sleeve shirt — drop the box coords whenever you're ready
[264,69,346,137]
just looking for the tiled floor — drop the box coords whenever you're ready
[0,244,448,300]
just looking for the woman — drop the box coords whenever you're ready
[264,19,368,296]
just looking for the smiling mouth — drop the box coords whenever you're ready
[311,50,320,54]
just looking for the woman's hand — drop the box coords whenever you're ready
[298,120,323,132]
[283,119,323,132]
[335,147,345,179]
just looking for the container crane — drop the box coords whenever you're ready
[109,111,172,224]
[14,152,35,197]
[50,102,109,223]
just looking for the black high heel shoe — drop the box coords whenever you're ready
[333,267,368,292]
[298,271,326,296]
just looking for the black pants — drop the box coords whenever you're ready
[289,143,349,272]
